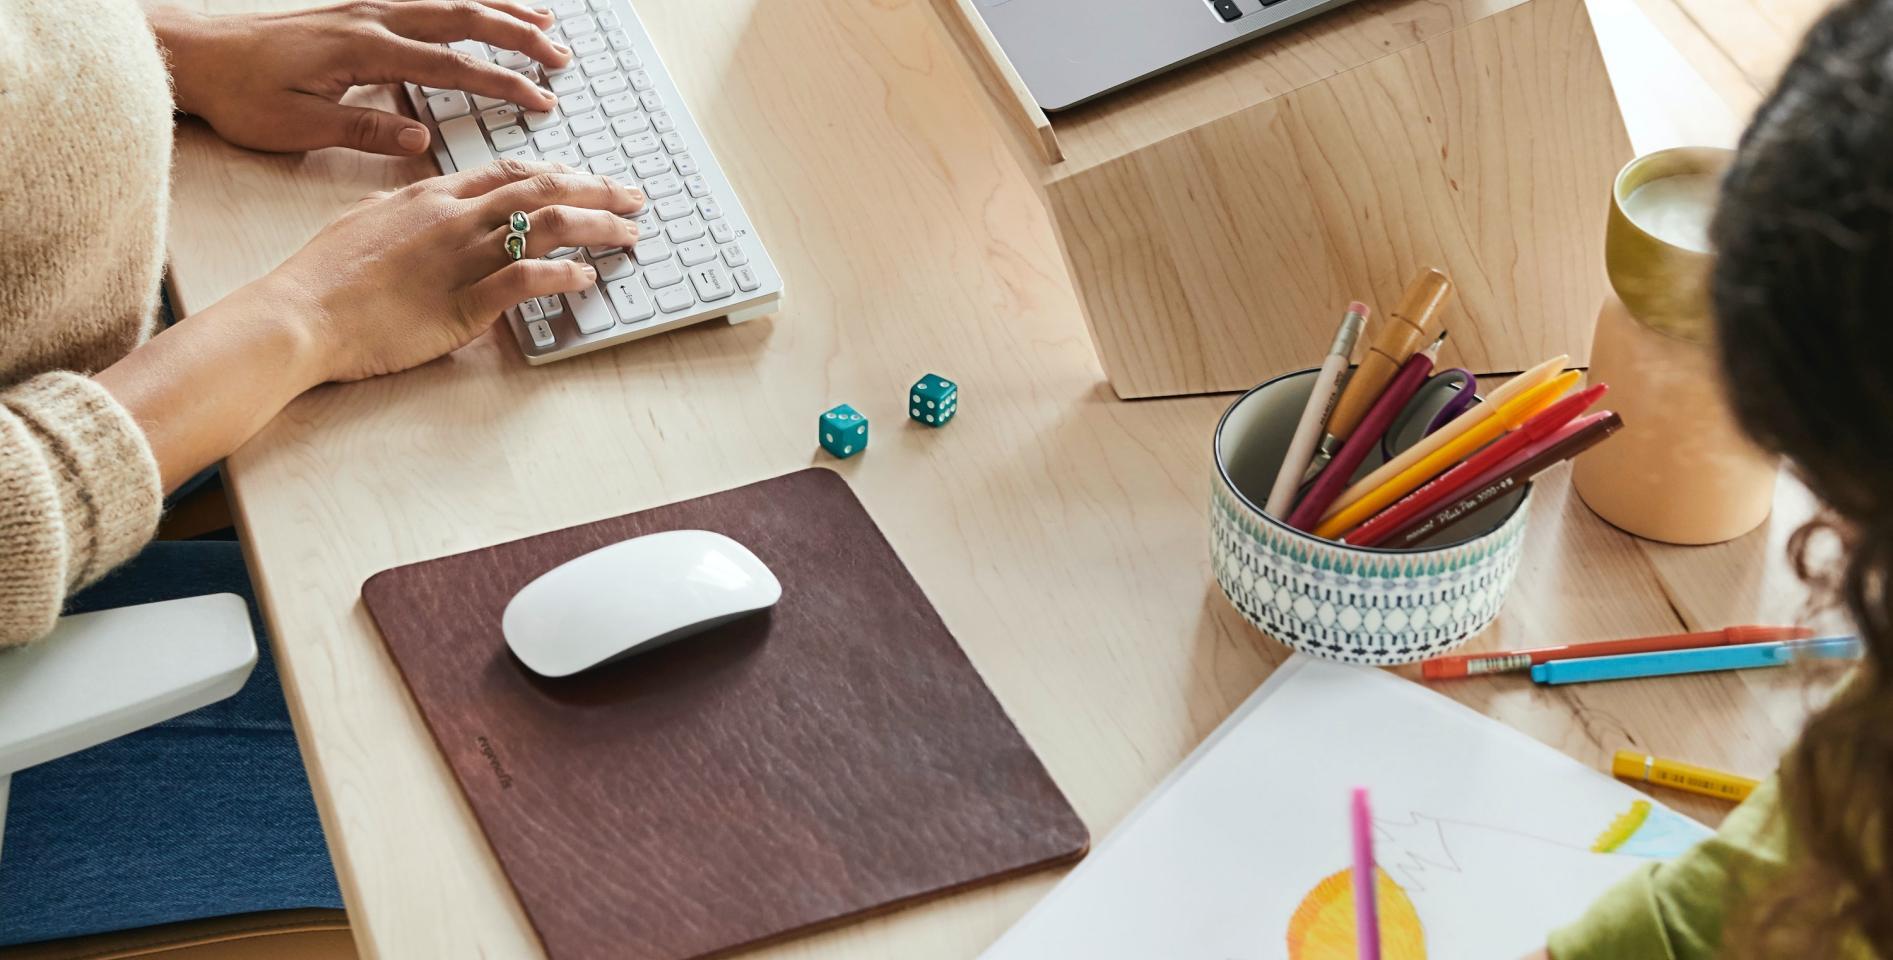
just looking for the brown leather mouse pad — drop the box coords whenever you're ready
[361,468,1087,960]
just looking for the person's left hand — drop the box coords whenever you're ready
[151,1,571,156]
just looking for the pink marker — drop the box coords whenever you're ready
[1352,787,1381,960]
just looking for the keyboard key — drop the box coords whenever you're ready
[617,50,643,71]
[633,239,673,265]
[523,108,561,131]
[606,30,633,51]
[653,196,693,221]
[601,92,639,117]
[519,298,544,322]
[589,152,627,176]
[720,242,748,266]
[662,132,686,154]
[697,198,724,220]
[621,131,659,156]
[549,71,587,95]
[646,174,684,199]
[527,318,556,349]
[481,105,520,129]
[611,111,650,135]
[537,295,564,318]
[564,14,599,36]
[579,54,615,77]
[472,93,508,110]
[568,111,607,136]
[550,0,584,16]
[638,90,663,111]
[588,0,611,9]
[629,69,654,91]
[533,127,573,151]
[631,152,671,178]
[632,211,661,239]
[437,115,495,169]
[689,263,733,301]
[586,244,624,257]
[593,73,628,96]
[673,153,698,175]
[427,91,471,121]
[644,259,685,288]
[578,131,616,156]
[666,216,706,244]
[489,125,529,151]
[650,111,676,134]
[709,220,737,244]
[607,278,656,322]
[677,237,715,266]
[596,10,621,28]
[570,32,608,57]
[499,145,536,163]
[559,90,597,116]
[495,49,533,71]
[541,145,582,167]
[732,265,760,292]
[683,175,708,198]
[594,252,635,281]
[567,283,615,334]
[655,285,696,313]
[449,39,490,61]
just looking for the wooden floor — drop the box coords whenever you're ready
[1634,0,1827,111]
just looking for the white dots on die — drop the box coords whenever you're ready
[911,407,919,417]
[851,414,862,421]
[843,445,853,454]
[824,432,834,442]
[911,395,920,404]
[855,425,865,435]
[925,414,935,423]
[926,400,936,409]
[825,412,836,419]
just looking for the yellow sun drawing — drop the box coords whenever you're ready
[1285,866,1427,959]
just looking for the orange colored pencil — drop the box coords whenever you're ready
[1421,625,1816,679]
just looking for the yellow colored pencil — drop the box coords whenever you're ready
[1313,370,1579,539]
[1611,750,1760,803]
[1319,355,1570,525]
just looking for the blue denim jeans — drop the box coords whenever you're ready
[0,540,344,946]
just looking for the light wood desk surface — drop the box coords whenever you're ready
[166,0,1833,956]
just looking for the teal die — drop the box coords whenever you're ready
[819,404,869,458]
[909,373,958,427]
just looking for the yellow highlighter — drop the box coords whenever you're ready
[1319,355,1570,525]
[1612,750,1760,803]
[1312,370,1579,539]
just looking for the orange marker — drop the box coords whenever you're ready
[1420,625,1816,679]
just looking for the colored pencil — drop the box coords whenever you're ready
[1353,410,1620,548]
[1313,370,1582,539]
[1287,334,1446,533]
[1351,787,1380,960]
[1529,636,1861,685]
[1420,624,1815,679]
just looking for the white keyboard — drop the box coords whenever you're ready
[405,0,783,364]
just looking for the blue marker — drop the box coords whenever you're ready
[1530,636,1861,686]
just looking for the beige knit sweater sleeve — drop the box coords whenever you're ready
[0,0,177,647]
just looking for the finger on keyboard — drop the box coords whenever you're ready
[394,37,556,111]
[386,0,571,70]
[476,170,646,215]
[514,206,642,257]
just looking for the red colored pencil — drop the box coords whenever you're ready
[1421,625,1817,679]
[1338,384,1607,545]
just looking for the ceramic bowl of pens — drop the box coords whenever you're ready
[1210,272,1622,665]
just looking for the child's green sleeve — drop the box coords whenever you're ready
[1548,778,1789,960]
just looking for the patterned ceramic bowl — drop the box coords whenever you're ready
[1211,369,1533,665]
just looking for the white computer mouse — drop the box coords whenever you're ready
[501,529,782,678]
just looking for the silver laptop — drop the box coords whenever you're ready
[973,0,1361,111]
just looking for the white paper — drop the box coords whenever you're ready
[983,656,1712,960]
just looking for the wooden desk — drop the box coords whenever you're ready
[166,0,1832,956]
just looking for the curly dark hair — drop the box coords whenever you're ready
[1710,0,1893,953]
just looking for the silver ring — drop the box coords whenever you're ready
[503,210,530,261]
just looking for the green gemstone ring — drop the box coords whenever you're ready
[509,209,530,234]
[503,231,526,262]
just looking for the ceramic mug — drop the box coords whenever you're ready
[1211,369,1534,664]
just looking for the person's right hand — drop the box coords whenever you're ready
[255,160,645,384]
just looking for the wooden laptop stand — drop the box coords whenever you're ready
[946,0,1632,399]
